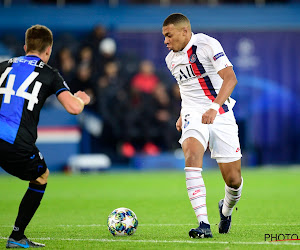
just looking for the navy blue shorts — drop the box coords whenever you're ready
[0,139,47,181]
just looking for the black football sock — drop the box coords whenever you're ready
[10,183,47,240]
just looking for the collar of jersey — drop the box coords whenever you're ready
[181,33,196,54]
[25,55,41,60]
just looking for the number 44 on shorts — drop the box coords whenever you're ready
[0,67,41,111]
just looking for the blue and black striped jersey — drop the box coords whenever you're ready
[0,55,70,150]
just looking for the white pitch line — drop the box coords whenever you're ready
[58,223,300,227]
[0,236,299,246]
[1,223,300,228]
[57,224,195,227]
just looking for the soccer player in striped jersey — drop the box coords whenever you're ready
[0,25,90,248]
[162,13,243,238]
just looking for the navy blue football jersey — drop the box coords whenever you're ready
[0,55,70,150]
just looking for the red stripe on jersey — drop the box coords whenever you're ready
[187,46,226,114]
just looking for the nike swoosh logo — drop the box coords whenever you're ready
[8,241,29,248]
[30,154,35,159]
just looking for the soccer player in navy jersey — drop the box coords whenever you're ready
[0,25,90,248]
[163,13,243,238]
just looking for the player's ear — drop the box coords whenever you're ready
[182,27,188,36]
[23,45,27,53]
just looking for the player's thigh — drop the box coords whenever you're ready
[0,145,48,181]
[208,110,242,163]
[179,109,209,148]
[179,110,209,167]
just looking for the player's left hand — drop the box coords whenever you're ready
[202,109,217,124]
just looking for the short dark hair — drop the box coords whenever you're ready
[25,25,53,53]
[163,13,190,27]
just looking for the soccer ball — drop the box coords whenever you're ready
[107,207,138,236]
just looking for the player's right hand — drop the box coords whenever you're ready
[74,91,91,105]
[176,116,182,132]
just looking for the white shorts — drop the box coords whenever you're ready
[179,109,242,163]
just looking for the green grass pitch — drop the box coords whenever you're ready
[0,167,299,249]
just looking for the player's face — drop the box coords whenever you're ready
[162,24,187,52]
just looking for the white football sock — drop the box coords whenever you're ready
[222,177,243,217]
[185,167,209,225]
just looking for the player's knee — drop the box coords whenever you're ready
[35,168,49,185]
[184,150,201,168]
[225,175,242,189]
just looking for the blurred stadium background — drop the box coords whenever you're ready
[0,0,300,172]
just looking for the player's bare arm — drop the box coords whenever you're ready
[202,67,237,124]
[214,66,238,106]
[57,91,90,115]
